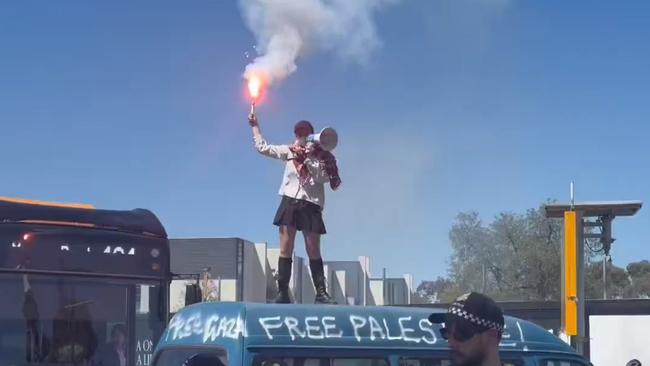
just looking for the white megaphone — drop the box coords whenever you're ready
[307,127,338,151]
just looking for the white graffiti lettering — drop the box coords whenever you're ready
[285,317,307,340]
[217,317,235,338]
[368,316,386,341]
[169,312,439,345]
[259,316,283,340]
[383,318,402,340]
[168,312,245,342]
[398,316,421,343]
[203,315,220,342]
[230,317,246,339]
[176,313,201,340]
[305,316,325,339]
[349,315,367,342]
[322,316,343,338]
[419,319,437,345]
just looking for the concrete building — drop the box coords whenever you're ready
[324,256,372,305]
[369,274,414,305]
[169,238,268,312]
[169,237,414,308]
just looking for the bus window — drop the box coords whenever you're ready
[254,357,389,366]
[0,273,163,366]
[399,357,523,366]
[154,348,227,366]
[135,284,166,366]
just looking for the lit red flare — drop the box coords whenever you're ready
[245,72,268,118]
[247,75,263,101]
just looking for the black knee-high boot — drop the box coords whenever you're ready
[274,257,292,304]
[310,258,337,304]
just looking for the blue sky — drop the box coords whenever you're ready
[1,1,648,284]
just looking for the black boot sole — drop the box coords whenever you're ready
[273,291,292,304]
[314,297,337,305]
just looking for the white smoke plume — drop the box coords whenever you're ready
[239,0,398,85]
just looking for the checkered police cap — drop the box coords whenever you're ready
[428,292,504,332]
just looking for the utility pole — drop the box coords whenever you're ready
[481,264,486,293]
[382,267,387,305]
[602,255,607,300]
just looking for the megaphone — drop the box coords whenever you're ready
[307,127,338,151]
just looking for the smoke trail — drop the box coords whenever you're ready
[239,0,398,85]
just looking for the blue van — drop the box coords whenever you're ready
[152,302,589,366]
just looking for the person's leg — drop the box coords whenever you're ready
[304,231,336,304]
[280,225,297,258]
[274,225,297,303]
[304,231,322,260]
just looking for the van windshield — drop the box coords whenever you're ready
[254,357,389,366]
[399,358,523,366]
[154,349,227,366]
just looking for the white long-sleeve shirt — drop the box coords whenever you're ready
[254,134,329,208]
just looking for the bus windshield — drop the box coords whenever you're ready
[0,273,163,366]
[0,223,169,366]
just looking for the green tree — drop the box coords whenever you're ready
[627,260,650,278]
[448,212,493,295]
[584,260,633,299]
[419,202,650,302]
[446,204,591,301]
[415,277,457,303]
[447,206,566,301]
[627,260,650,298]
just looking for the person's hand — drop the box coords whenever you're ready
[248,113,258,127]
[292,144,306,154]
[291,144,307,160]
[305,142,315,155]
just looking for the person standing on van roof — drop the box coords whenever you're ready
[249,113,340,304]
[429,292,504,366]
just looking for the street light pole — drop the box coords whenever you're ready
[602,255,607,300]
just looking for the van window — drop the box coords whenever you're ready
[254,356,388,366]
[155,348,227,366]
[399,357,523,366]
[542,361,586,366]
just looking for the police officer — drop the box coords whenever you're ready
[429,292,504,366]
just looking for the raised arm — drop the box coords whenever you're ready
[249,113,292,160]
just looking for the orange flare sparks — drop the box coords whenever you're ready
[248,75,262,100]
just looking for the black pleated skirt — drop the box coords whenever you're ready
[273,195,326,234]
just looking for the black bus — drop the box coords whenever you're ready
[0,197,171,366]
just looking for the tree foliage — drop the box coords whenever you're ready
[417,204,649,302]
[627,260,650,298]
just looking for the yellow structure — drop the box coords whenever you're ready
[563,211,578,336]
[546,200,642,355]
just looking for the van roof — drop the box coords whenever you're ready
[157,302,578,355]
